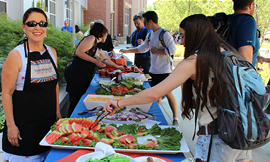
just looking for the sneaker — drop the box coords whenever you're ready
[173,119,180,127]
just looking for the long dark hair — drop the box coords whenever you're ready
[75,25,80,33]
[90,23,108,39]
[180,14,237,120]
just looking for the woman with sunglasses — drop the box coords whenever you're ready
[64,22,124,117]
[104,14,251,162]
[1,7,61,161]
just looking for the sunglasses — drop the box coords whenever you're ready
[24,21,48,27]
[133,14,142,20]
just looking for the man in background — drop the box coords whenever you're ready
[131,14,151,74]
[229,0,260,66]
[120,11,179,126]
[95,20,114,52]
[61,20,73,33]
[113,33,121,46]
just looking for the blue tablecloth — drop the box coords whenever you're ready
[44,75,186,161]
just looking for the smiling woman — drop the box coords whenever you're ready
[1,7,61,162]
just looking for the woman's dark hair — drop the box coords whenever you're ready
[23,7,47,23]
[179,14,237,120]
[142,11,158,24]
[75,25,80,33]
[90,23,108,38]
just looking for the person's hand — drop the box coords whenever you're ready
[103,100,121,115]
[257,56,265,63]
[150,47,158,54]
[137,39,144,45]
[118,66,125,71]
[7,124,22,147]
[119,49,127,53]
[94,59,106,68]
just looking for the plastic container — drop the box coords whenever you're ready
[124,95,152,112]
[83,95,114,110]
[98,69,107,77]
[115,70,122,83]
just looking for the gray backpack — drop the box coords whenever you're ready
[193,50,270,161]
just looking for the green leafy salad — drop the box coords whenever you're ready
[50,119,183,151]
[86,153,130,162]
[95,79,146,96]
[0,107,5,131]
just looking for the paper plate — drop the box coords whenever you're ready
[76,152,136,162]
[134,156,166,162]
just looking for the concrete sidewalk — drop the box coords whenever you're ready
[114,42,270,161]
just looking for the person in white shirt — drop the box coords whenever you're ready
[119,11,179,126]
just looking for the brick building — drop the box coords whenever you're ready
[0,0,147,37]
[84,0,148,37]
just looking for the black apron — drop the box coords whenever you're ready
[64,36,98,96]
[2,42,58,156]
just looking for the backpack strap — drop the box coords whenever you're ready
[132,30,138,46]
[147,31,152,45]
[142,28,148,39]
[159,29,167,48]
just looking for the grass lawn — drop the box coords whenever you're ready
[174,44,185,57]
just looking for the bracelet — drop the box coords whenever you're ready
[117,101,123,109]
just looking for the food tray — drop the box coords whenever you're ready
[83,95,114,110]
[122,73,148,82]
[39,125,189,154]
[124,95,152,112]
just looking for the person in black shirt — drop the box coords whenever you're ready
[94,19,114,52]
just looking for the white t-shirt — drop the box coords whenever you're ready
[137,28,176,74]
[14,44,57,91]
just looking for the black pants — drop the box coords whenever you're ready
[67,92,84,117]
[134,56,151,74]
[149,73,170,87]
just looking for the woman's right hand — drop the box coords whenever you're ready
[94,59,106,68]
[7,124,22,147]
[103,100,121,115]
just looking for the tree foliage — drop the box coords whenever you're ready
[147,0,270,39]
[148,0,233,32]
[255,0,270,43]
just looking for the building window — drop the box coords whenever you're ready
[0,1,6,13]
[124,6,129,36]
[50,1,55,14]
[110,13,113,35]
[45,0,48,12]
[66,0,73,25]
[125,7,129,25]
[44,0,56,26]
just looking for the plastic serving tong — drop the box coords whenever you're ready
[130,107,156,119]
[78,106,104,115]
[90,106,114,129]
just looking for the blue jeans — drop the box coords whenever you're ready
[194,134,251,162]
[134,56,151,74]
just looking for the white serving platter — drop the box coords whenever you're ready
[134,156,166,162]
[39,125,190,154]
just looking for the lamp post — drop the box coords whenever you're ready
[72,0,75,48]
